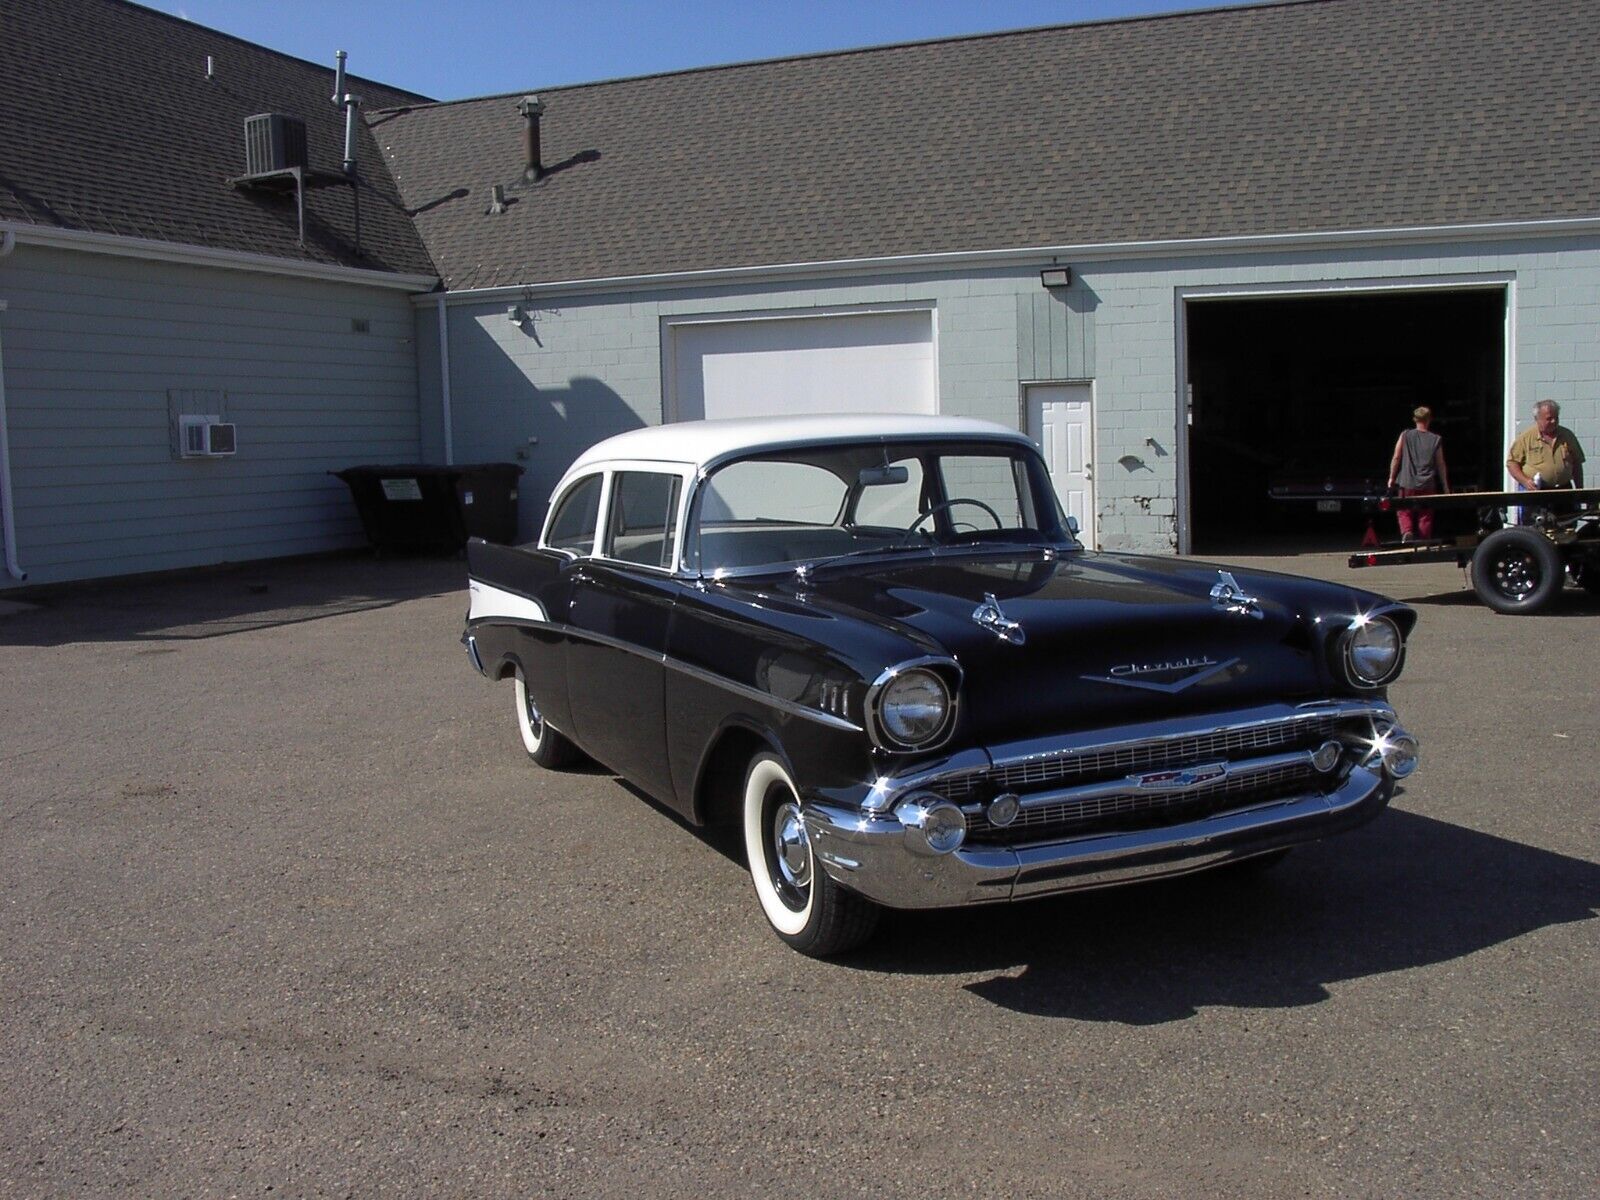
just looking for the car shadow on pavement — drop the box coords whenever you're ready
[855,809,1600,1024]
[0,552,468,645]
[1407,586,1600,615]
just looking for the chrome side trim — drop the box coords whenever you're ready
[665,657,863,733]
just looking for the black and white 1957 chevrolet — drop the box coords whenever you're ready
[463,414,1419,956]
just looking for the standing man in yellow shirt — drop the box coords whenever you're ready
[1507,400,1586,491]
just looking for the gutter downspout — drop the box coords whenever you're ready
[0,231,26,579]
[435,294,454,465]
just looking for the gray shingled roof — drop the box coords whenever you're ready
[0,0,437,277]
[374,0,1600,292]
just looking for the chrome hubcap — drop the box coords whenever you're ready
[521,687,543,737]
[772,800,811,893]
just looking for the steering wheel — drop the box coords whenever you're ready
[903,497,1004,540]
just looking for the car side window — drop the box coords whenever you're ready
[605,471,683,569]
[545,474,603,555]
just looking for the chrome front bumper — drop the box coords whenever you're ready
[802,701,1412,910]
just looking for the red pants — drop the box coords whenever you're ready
[1396,488,1434,540]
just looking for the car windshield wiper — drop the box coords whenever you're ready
[800,544,938,573]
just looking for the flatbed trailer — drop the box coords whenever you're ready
[1347,487,1600,613]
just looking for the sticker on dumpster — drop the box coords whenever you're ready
[380,478,423,501]
[462,490,475,505]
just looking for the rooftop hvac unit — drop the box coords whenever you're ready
[244,113,308,175]
[179,416,237,458]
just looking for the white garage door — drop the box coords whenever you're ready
[669,310,937,422]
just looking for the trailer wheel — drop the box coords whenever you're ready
[1471,528,1563,613]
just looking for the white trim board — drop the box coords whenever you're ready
[415,217,1600,305]
[2,221,438,292]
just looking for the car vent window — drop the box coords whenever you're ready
[606,472,683,568]
[546,474,603,554]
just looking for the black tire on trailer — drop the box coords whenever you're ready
[1471,528,1563,614]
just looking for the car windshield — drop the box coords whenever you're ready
[689,438,1076,574]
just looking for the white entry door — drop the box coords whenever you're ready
[1027,383,1095,549]
[668,310,937,421]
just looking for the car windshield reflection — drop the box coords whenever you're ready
[691,438,1077,575]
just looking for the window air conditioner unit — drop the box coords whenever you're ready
[179,416,237,458]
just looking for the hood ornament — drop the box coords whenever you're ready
[1210,570,1264,619]
[972,592,1025,645]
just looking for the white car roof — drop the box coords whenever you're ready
[561,413,1034,483]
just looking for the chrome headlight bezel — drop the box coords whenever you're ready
[866,659,960,752]
[1340,614,1405,688]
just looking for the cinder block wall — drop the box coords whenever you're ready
[420,233,1598,552]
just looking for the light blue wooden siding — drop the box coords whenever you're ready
[1016,286,1096,381]
[0,245,421,585]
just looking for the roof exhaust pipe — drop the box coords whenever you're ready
[519,95,545,181]
[341,91,363,177]
[332,49,347,106]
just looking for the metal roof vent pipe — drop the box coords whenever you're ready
[519,95,545,181]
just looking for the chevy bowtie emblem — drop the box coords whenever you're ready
[971,592,1025,645]
[1130,762,1229,791]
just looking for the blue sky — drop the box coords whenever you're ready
[142,0,1262,100]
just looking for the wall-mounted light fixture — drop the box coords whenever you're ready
[1040,267,1072,289]
[507,304,524,324]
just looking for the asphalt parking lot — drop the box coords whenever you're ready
[2,550,1596,1198]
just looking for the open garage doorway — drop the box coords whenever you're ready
[1183,286,1505,554]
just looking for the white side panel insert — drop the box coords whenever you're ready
[468,579,550,624]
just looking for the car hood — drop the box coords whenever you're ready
[735,549,1397,744]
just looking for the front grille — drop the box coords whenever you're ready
[964,762,1316,845]
[936,715,1337,802]
[938,713,1350,846]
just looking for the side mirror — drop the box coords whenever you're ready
[1065,515,1081,536]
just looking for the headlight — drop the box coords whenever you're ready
[1343,615,1403,686]
[871,666,954,749]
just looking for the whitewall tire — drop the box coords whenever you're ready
[741,751,878,956]
[513,667,579,769]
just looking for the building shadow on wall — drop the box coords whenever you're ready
[851,808,1598,1024]
[451,312,647,540]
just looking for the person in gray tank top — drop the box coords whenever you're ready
[1386,406,1451,541]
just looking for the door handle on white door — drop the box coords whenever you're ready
[1085,462,1093,480]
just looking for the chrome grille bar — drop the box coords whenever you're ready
[936,713,1339,801]
[967,761,1319,841]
